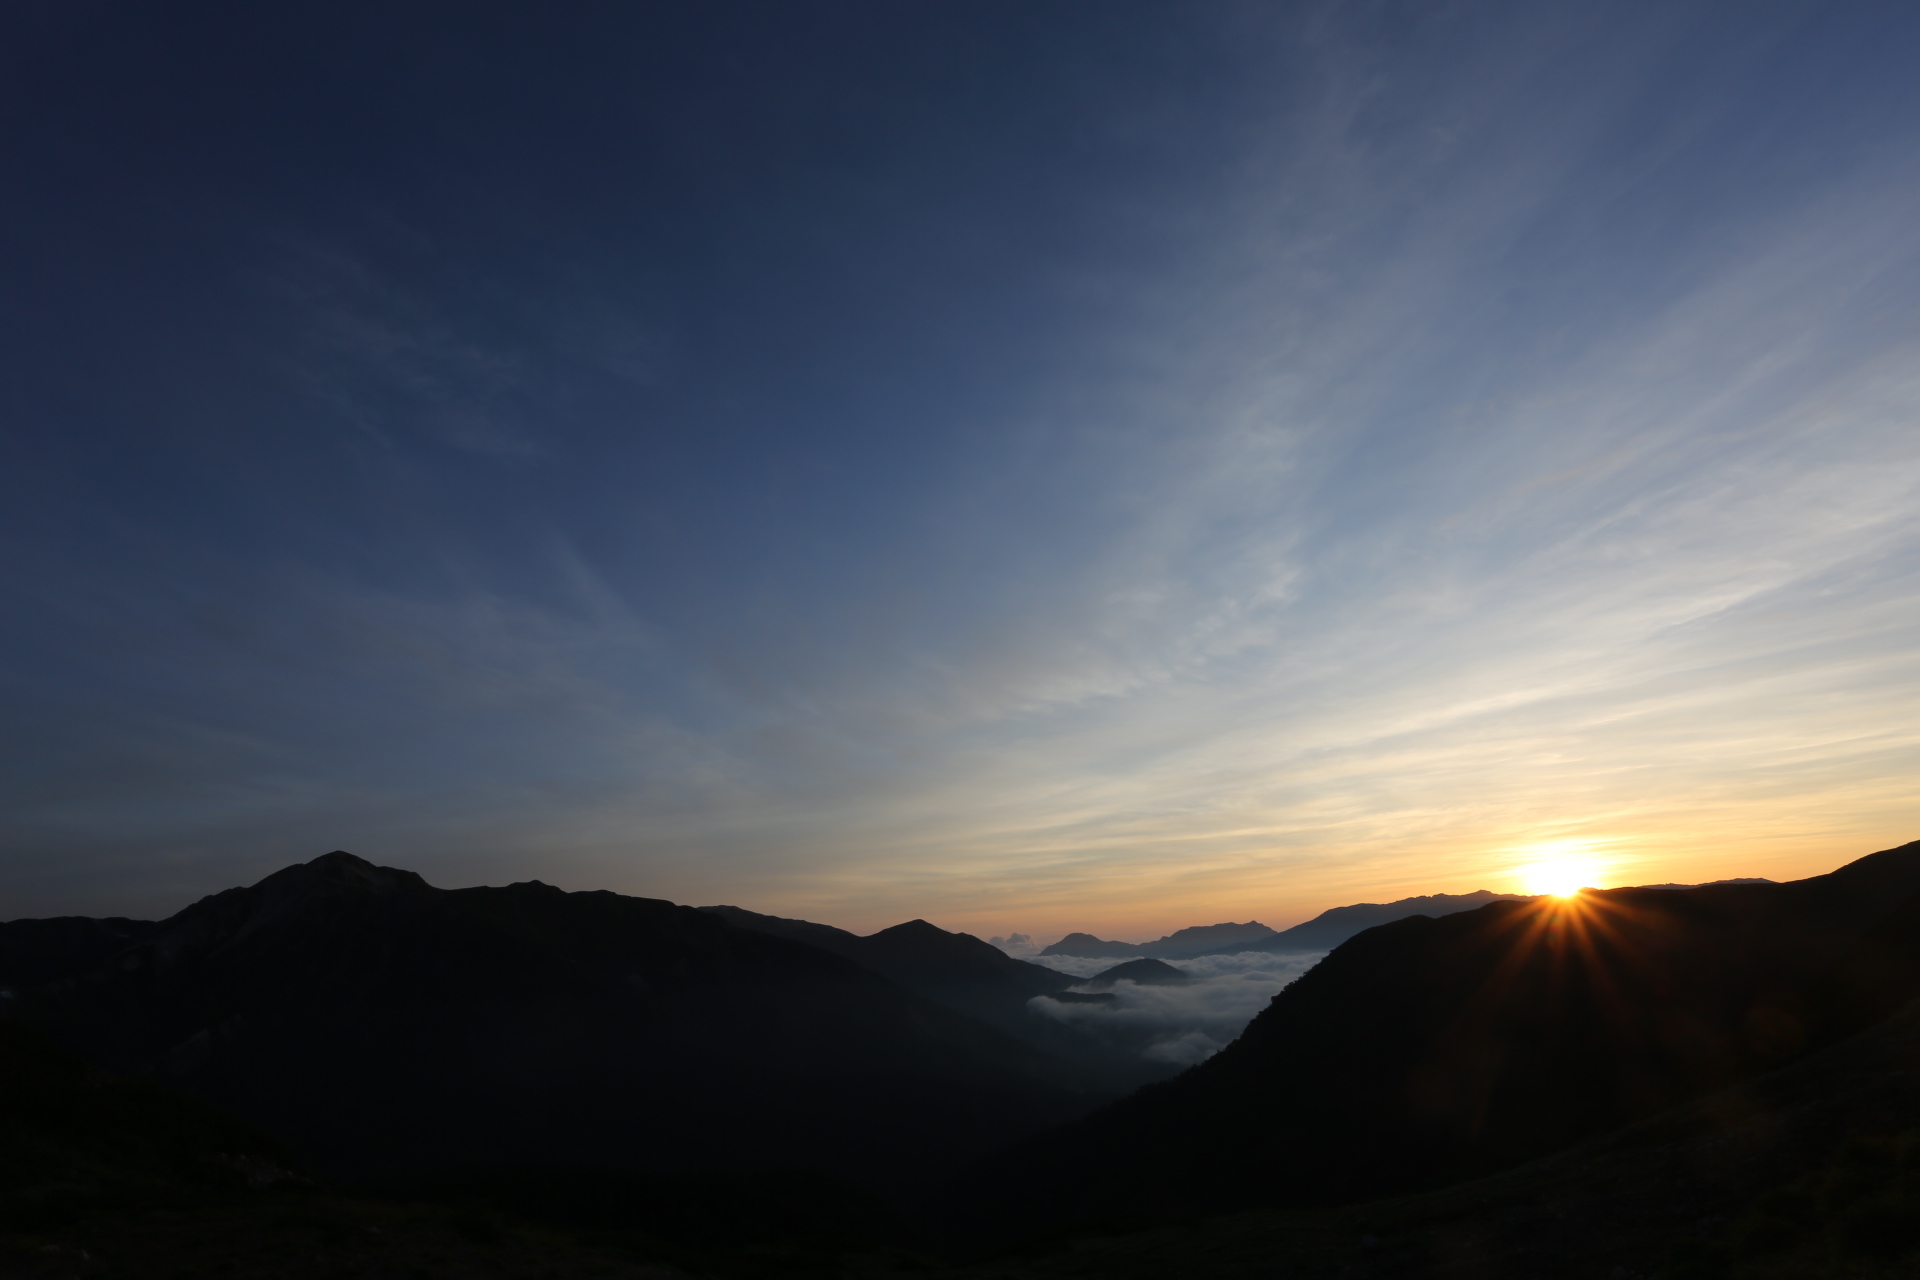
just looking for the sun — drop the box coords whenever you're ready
[1523,857,1601,898]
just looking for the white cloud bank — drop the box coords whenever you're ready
[1026,951,1326,1066]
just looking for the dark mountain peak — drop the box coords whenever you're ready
[691,907,1159,1088]
[1040,932,1144,959]
[1042,923,1278,961]
[143,852,442,962]
[1088,957,1190,987]
[863,920,1023,969]
[869,919,946,940]
[1141,921,1276,958]
[1154,921,1272,944]
[277,851,434,898]
[502,879,566,896]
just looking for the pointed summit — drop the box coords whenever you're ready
[868,919,947,941]
[262,851,433,899]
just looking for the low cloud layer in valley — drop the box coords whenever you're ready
[1023,950,1325,1066]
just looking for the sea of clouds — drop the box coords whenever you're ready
[1004,946,1326,1066]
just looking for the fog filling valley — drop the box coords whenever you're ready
[1003,944,1326,1066]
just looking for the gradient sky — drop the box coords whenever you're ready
[4,1,1918,937]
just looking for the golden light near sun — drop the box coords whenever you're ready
[1522,856,1603,898]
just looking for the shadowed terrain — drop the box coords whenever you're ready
[10,844,1920,1279]
[961,842,1920,1238]
[936,997,1920,1280]
[3,853,1104,1192]
[701,906,1178,1092]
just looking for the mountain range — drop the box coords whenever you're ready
[698,904,1177,1093]
[1034,879,1778,958]
[0,852,1111,1189]
[1041,920,1282,960]
[8,843,1918,1276]
[968,842,1920,1237]
[1036,893,1533,959]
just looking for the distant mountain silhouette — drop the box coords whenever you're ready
[1631,877,1777,890]
[5,852,1105,1189]
[1041,921,1275,960]
[1245,883,1774,954]
[1039,932,1143,960]
[1037,899,1543,961]
[972,840,1920,1232]
[1248,889,1529,952]
[700,904,1175,1092]
[1086,958,1189,987]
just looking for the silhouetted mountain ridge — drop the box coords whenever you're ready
[699,903,1175,1092]
[0,915,155,989]
[6,852,1106,1189]
[971,840,1920,1234]
[1032,881,1780,962]
[1249,888,1529,953]
[1040,921,1275,960]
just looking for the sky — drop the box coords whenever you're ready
[3,0,1918,937]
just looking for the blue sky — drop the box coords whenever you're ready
[3,1,1918,935]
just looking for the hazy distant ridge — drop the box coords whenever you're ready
[1041,921,1278,960]
[1032,880,1780,960]
[975,844,1920,1232]
[1039,893,1526,959]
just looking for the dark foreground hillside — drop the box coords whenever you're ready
[12,972,1920,1280]
[965,841,1920,1236]
[3,852,1102,1191]
[941,995,1920,1280]
[0,1016,712,1279]
[9,843,1920,1278]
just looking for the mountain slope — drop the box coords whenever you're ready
[699,906,1074,1005]
[699,905,1175,1092]
[941,996,1920,1280]
[10,852,1101,1189]
[979,840,1920,1229]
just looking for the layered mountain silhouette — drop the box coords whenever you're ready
[1041,921,1277,960]
[1038,894,1539,959]
[699,904,1177,1091]
[2,852,1109,1188]
[1244,888,1530,952]
[1034,882,1778,962]
[974,841,1920,1234]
